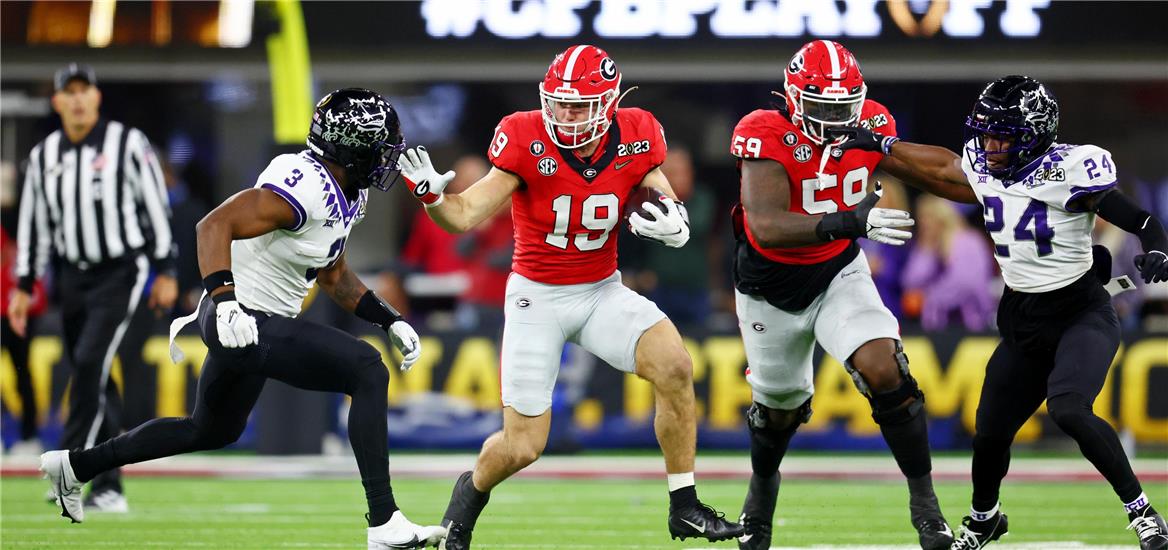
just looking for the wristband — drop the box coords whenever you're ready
[203,270,235,293]
[355,290,403,331]
[815,211,865,242]
[210,290,236,304]
[881,136,900,156]
[404,176,444,206]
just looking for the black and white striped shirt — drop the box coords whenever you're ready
[15,119,175,291]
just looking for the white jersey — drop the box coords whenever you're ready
[964,142,1117,293]
[233,151,367,317]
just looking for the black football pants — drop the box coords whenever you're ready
[58,255,150,493]
[970,278,1143,511]
[70,295,395,519]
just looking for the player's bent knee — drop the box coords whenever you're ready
[1047,392,1094,429]
[747,400,811,446]
[194,422,246,451]
[347,358,389,395]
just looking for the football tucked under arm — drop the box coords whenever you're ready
[625,185,690,248]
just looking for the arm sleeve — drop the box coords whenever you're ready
[15,148,52,291]
[1095,189,1168,253]
[127,129,177,273]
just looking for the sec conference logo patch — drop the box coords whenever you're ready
[538,157,558,176]
[794,144,813,163]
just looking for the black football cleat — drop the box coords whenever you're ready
[950,513,1008,550]
[669,500,745,542]
[438,519,471,550]
[438,471,488,550]
[737,473,779,550]
[915,517,954,550]
[1129,508,1168,550]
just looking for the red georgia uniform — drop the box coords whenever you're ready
[731,100,896,264]
[489,107,667,285]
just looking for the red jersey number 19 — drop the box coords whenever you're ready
[545,193,619,251]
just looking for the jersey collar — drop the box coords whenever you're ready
[555,117,622,183]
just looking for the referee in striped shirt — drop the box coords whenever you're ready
[7,64,178,511]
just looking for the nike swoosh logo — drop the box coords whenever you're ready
[385,535,419,549]
[680,518,706,533]
[615,160,633,170]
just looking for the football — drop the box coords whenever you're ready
[623,185,669,223]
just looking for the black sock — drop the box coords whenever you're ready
[669,485,698,511]
[750,425,797,478]
[878,410,932,479]
[366,487,398,527]
[970,433,1012,513]
[444,471,490,527]
[907,474,942,524]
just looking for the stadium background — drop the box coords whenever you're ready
[1,0,1166,459]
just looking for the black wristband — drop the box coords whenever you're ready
[815,211,865,242]
[355,290,403,331]
[203,270,234,293]
[210,290,236,304]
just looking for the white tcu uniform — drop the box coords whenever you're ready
[964,142,1116,293]
[233,151,367,317]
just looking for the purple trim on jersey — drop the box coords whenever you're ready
[1005,143,1077,187]
[261,183,307,231]
[1065,180,1118,213]
[317,161,360,221]
[994,245,1010,257]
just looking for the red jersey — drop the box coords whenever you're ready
[731,100,896,264]
[489,108,667,285]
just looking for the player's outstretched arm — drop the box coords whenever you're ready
[741,159,913,248]
[825,126,977,204]
[1092,190,1168,284]
[195,188,296,295]
[401,147,520,233]
[317,253,422,370]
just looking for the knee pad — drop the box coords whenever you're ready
[747,399,811,447]
[853,341,924,426]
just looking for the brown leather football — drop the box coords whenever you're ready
[623,185,668,223]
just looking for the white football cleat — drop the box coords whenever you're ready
[84,489,129,513]
[39,451,83,523]
[368,510,446,549]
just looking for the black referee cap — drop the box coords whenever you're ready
[54,63,97,91]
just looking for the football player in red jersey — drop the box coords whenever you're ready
[400,44,744,549]
[728,40,972,550]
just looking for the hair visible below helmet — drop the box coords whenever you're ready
[307,88,406,191]
[964,75,1059,179]
[784,40,867,145]
[540,44,624,149]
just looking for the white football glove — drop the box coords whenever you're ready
[628,197,691,248]
[388,320,421,371]
[856,183,914,246]
[215,300,258,349]
[399,146,455,207]
[865,207,915,246]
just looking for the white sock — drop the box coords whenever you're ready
[970,502,999,522]
[1125,493,1150,515]
[667,472,695,492]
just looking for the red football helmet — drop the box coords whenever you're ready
[784,40,867,145]
[540,44,623,149]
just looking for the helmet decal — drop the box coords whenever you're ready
[600,57,618,81]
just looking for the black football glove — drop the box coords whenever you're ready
[825,126,900,155]
[1134,250,1168,284]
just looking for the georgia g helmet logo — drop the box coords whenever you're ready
[600,57,618,81]
[787,52,804,75]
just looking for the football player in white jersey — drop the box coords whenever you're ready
[827,76,1168,550]
[38,89,446,549]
